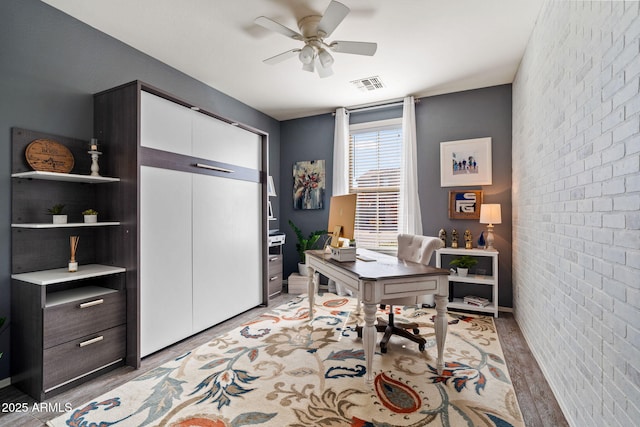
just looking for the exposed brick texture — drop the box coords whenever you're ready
[512,1,640,426]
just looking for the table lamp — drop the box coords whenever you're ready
[479,204,501,251]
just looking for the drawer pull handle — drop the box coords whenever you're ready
[269,276,279,281]
[79,299,104,309]
[195,163,234,173]
[79,336,104,348]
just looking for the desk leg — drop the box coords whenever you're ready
[434,294,448,375]
[307,269,317,320]
[362,302,377,385]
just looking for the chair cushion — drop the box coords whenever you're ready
[397,234,444,264]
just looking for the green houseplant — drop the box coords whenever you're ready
[47,203,67,224]
[288,220,326,275]
[449,255,478,277]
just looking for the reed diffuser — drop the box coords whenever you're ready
[69,235,79,272]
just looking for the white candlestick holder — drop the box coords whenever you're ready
[88,150,102,176]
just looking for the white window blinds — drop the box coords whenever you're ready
[349,119,402,250]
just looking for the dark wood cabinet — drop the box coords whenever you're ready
[10,128,127,401]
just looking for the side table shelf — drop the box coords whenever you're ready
[436,248,499,318]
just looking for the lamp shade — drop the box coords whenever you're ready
[480,204,502,224]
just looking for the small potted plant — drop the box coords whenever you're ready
[449,255,478,277]
[47,203,67,224]
[288,220,326,276]
[82,209,98,223]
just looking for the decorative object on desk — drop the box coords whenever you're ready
[451,228,459,248]
[82,209,98,223]
[438,228,447,247]
[440,137,492,187]
[448,189,483,219]
[477,231,486,249]
[48,293,525,427]
[480,203,502,251]
[87,138,102,176]
[464,229,473,249]
[449,255,478,277]
[69,235,79,272]
[288,220,327,275]
[293,160,325,210]
[25,138,74,173]
[47,203,67,224]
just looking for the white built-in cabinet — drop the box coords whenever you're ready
[139,90,264,357]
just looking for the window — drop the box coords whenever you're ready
[349,118,402,250]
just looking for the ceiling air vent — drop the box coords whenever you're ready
[351,76,385,92]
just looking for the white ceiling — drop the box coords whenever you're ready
[42,0,543,121]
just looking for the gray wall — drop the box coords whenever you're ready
[280,86,512,306]
[0,0,280,381]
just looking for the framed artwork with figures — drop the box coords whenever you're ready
[440,137,492,187]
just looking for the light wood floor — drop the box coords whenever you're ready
[0,293,568,426]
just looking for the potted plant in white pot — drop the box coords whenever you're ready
[82,209,98,223]
[47,203,67,224]
[288,220,326,276]
[449,255,478,277]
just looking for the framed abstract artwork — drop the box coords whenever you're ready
[440,137,492,187]
[448,190,483,220]
[293,160,325,210]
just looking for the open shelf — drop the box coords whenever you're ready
[11,264,126,286]
[448,297,496,314]
[448,273,496,285]
[12,222,120,229]
[12,171,120,183]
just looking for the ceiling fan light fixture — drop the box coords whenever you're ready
[318,48,334,68]
[299,44,315,65]
[302,61,315,72]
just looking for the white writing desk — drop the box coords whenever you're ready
[305,248,450,385]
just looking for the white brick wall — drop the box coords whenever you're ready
[512,1,640,426]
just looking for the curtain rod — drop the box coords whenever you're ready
[332,98,420,116]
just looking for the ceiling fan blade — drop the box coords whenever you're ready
[318,1,350,37]
[329,41,377,56]
[264,49,300,65]
[315,58,334,78]
[255,16,302,40]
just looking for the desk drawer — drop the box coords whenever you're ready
[43,325,126,391]
[44,291,125,349]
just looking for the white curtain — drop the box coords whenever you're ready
[400,96,423,235]
[332,107,350,196]
[332,107,351,296]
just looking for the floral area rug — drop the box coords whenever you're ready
[48,293,523,427]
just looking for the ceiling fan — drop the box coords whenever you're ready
[255,0,377,78]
